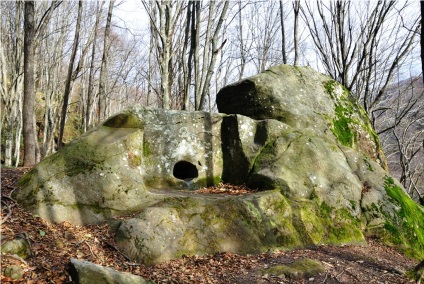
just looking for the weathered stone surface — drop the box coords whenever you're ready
[115,190,365,265]
[68,258,152,284]
[14,109,227,224]
[1,237,31,259]
[216,64,387,169]
[4,265,24,280]
[14,65,424,264]
[259,258,325,280]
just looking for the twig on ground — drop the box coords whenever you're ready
[322,271,329,283]
[334,270,344,283]
[2,194,17,203]
[83,240,95,258]
[0,200,15,225]
[103,240,132,262]
[344,268,361,282]
[2,254,28,265]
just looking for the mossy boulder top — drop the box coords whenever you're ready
[14,65,424,265]
[217,64,387,169]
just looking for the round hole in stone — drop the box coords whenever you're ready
[173,161,198,181]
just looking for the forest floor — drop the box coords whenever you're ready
[1,167,419,283]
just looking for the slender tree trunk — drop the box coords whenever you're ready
[58,0,82,148]
[157,2,171,109]
[193,1,201,109]
[23,1,37,166]
[198,1,229,110]
[279,0,287,64]
[293,0,300,66]
[421,1,424,84]
[98,0,114,121]
[85,1,102,130]
[238,0,246,79]
[14,103,23,167]
[147,25,154,107]
[182,1,192,110]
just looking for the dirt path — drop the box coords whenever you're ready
[1,167,418,283]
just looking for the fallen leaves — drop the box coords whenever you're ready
[194,183,256,195]
[1,168,420,283]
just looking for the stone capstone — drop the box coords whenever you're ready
[216,64,387,169]
[14,65,424,264]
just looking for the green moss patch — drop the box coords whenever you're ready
[103,113,143,128]
[294,201,365,244]
[324,80,356,147]
[332,105,354,146]
[259,258,325,279]
[378,176,424,259]
[323,80,387,167]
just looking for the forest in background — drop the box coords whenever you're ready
[0,0,423,204]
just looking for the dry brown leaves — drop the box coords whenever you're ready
[194,183,256,195]
[1,168,419,284]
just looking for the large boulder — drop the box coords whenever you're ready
[15,109,228,224]
[217,64,387,169]
[14,65,424,264]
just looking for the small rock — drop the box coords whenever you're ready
[4,265,24,280]
[1,238,31,259]
[259,258,325,280]
[68,258,153,284]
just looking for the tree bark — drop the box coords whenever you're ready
[98,0,114,121]
[279,0,287,64]
[85,1,103,130]
[421,1,424,84]
[58,0,82,148]
[182,1,192,110]
[198,1,229,111]
[23,1,37,166]
[293,1,300,66]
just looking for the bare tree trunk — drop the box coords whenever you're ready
[421,1,424,84]
[293,0,300,65]
[58,0,82,148]
[193,1,201,109]
[142,0,184,109]
[239,0,247,79]
[98,0,114,121]
[198,1,229,110]
[14,101,23,167]
[85,2,103,130]
[23,1,37,166]
[147,23,154,107]
[279,0,287,64]
[182,1,192,110]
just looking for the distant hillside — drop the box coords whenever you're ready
[374,76,424,204]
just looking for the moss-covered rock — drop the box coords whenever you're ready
[259,258,325,279]
[115,190,366,265]
[14,64,424,265]
[1,238,31,259]
[217,64,387,169]
[4,266,24,280]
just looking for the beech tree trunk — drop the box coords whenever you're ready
[98,0,114,121]
[23,1,37,166]
[58,0,82,148]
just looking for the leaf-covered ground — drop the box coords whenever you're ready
[1,167,419,283]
